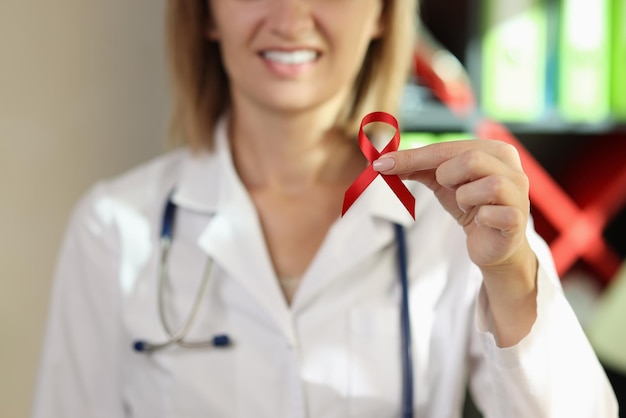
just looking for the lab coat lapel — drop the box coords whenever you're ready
[172,119,292,339]
[197,195,295,337]
[292,175,417,310]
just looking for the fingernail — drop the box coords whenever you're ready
[373,157,395,172]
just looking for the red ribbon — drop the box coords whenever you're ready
[342,111,416,219]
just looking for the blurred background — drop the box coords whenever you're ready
[0,1,168,416]
[1,0,624,416]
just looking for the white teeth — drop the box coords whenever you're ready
[262,50,317,65]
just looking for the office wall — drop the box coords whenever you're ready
[0,1,169,416]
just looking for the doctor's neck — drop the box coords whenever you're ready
[228,102,363,195]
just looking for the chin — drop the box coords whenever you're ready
[255,86,348,116]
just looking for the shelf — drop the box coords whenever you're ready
[399,84,466,132]
[505,113,626,136]
[399,102,466,133]
[400,101,626,136]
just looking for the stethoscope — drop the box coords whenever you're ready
[133,196,415,418]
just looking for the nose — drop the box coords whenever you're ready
[267,0,314,39]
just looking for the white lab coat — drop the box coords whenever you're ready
[33,119,618,418]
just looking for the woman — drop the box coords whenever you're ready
[33,0,617,416]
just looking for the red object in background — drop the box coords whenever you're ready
[557,137,626,283]
[413,29,475,116]
[413,30,626,284]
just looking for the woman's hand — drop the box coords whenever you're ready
[374,139,538,347]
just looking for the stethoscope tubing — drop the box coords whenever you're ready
[133,199,230,352]
[395,223,414,418]
[134,197,414,418]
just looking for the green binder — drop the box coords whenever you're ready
[399,132,439,149]
[481,0,548,122]
[612,0,626,120]
[558,0,611,122]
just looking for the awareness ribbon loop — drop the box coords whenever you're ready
[342,111,416,219]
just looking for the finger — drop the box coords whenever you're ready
[455,174,529,214]
[435,149,520,190]
[401,168,438,188]
[475,205,526,235]
[373,139,522,175]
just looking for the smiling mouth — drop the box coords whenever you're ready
[261,50,320,65]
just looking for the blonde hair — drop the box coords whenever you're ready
[166,0,417,150]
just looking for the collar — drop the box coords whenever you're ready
[170,117,233,214]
